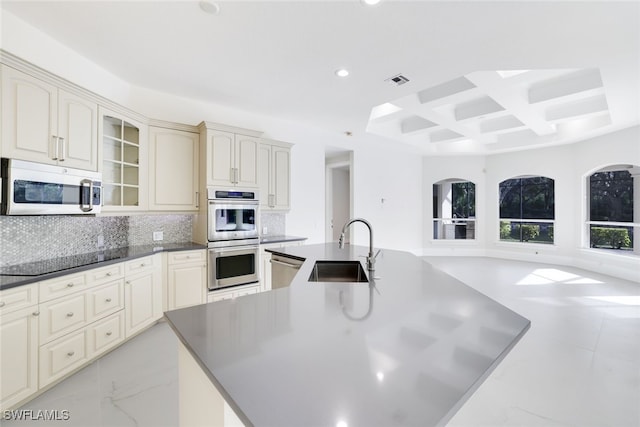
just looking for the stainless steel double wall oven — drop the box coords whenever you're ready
[207,188,260,291]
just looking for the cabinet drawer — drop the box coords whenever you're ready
[88,311,124,355]
[86,263,124,286]
[0,283,38,315]
[125,255,157,275]
[168,250,206,265]
[88,279,124,321]
[39,329,87,387]
[39,293,87,344]
[39,273,86,302]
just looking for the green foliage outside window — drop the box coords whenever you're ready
[590,227,631,249]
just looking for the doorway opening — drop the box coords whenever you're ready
[325,150,353,243]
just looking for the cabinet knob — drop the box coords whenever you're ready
[0,301,5,307]
[32,311,40,316]
[106,331,112,336]
[67,312,74,317]
[140,263,146,267]
[126,281,131,284]
[106,298,112,303]
[106,272,112,277]
[67,283,75,288]
[67,351,75,357]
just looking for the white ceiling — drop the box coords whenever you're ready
[2,0,638,154]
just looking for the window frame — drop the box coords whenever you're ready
[498,176,555,245]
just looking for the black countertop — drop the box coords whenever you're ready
[166,243,531,427]
[0,242,207,290]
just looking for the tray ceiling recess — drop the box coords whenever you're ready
[367,69,612,154]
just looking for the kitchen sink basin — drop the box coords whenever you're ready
[308,260,369,283]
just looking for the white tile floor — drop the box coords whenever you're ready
[4,257,639,427]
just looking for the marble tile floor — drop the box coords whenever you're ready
[4,257,639,427]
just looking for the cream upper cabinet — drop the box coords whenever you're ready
[258,139,292,211]
[148,126,199,211]
[200,124,261,188]
[99,107,148,211]
[1,65,98,171]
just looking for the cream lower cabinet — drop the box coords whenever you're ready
[148,126,199,211]
[167,250,207,311]
[1,253,166,410]
[124,255,162,338]
[0,304,39,411]
[207,283,260,303]
[37,266,126,388]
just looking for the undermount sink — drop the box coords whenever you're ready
[308,260,369,283]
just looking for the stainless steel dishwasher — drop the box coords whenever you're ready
[270,254,304,289]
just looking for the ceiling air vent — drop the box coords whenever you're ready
[385,74,410,86]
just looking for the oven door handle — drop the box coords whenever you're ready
[211,246,257,254]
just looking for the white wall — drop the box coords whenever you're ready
[1,10,424,252]
[423,127,640,282]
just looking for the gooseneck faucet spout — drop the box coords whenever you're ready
[338,218,377,271]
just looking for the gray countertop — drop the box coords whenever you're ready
[165,243,530,427]
[0,242,207,290]
[259,235,307,244]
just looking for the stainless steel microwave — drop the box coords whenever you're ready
[1,158,102,215]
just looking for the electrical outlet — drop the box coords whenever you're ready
[262,226,268,235]
[97,235,104,248]
[153,231,164,241]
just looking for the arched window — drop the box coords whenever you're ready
[499,176,554,244]
[433,179,476,240]
[588,165,638,254]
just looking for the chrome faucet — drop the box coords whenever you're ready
[338,218,378,271]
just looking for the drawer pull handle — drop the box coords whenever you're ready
[67,312,74,317]
[106,272,112,277]
[140,263,146,267]
[0,301,5,307]
[106,331,112,336]
[32,311,40,316]
[106,298,112,302]
[67,283,74,288]
[126,281,131,285]
[67,351,75,357]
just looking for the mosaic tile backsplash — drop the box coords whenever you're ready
[0,215,193,267]
[260,213,285,236]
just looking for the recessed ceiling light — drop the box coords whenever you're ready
[335,69,350,78]
[361,0,382,5]
[199,0,220,15]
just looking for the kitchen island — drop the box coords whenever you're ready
[165,243,530,427]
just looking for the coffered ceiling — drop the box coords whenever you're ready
[1,1,638,154]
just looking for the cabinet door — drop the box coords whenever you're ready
[167,263,206,310]
[57,90,98,171]
[207,130,235,186]
[235,134,259,188]
[99,107,148,211]
[1,65,57,165]
[272,146,291,210]
[0,306,38,410]
[149,127,199,210]
[124,269,162,338]
[257,143,272,210]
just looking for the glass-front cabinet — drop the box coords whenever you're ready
[98,107,148,210]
